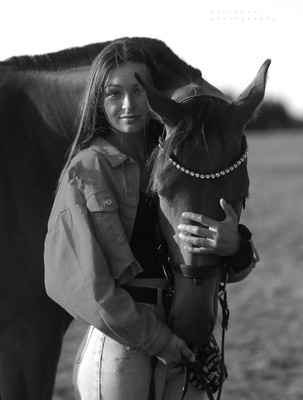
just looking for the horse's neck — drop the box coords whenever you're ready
[0,67,86,141]
[0,67,88,173]
[23,69,87,138]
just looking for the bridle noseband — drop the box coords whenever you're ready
[170,259,223,284]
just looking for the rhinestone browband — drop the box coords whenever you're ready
[159,144,249,180]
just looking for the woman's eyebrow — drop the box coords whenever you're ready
[106,83,141,88]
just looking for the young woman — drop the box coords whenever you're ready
[44,38,257,400]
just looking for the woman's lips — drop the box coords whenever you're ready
[120,115,141,121]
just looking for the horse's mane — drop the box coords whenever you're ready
[1,37,202,83]
[1,42,108,71]
[130,37,202,84]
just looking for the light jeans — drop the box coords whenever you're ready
[73,310,206,400]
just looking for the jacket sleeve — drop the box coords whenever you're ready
[225,224,260,283]
[226,239,259,282]
[44,202,172,356]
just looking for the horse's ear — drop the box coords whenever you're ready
[233,59,271,123]
[135,73,183,127]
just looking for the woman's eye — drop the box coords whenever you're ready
[106,91,120,98]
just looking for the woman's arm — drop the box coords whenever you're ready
[44,202,195,364]
[44,204,171,355]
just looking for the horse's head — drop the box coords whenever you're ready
[136,59,270,347]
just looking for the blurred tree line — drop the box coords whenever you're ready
[246,100,303,131]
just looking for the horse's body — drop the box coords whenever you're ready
[0,60,86,400]
[0,37,269,399]
[0,37,205,400]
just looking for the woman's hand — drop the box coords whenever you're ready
[178,198,241,257]
[156,334,195,365]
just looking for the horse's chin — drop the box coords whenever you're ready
[171,315,216,348]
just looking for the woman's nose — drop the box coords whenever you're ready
[122,93,134,110]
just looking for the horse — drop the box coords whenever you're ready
[0,37,209,400]
[0,37,269,399]
[136,58,270,397]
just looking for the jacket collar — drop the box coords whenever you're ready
[90,137,131,167]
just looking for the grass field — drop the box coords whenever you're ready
[53,130,303,400]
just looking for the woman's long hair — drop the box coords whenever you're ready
[59,38,159,184]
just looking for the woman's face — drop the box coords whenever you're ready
[103,62,152,134]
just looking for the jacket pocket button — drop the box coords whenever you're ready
[105,199,113,206]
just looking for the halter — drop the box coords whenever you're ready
[170,260,223,283]
[158,141,249,180]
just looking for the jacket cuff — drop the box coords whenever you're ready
[224,224,255,275]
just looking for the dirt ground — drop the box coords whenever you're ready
[53,130,303,399]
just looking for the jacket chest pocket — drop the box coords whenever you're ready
[86,192,123,243]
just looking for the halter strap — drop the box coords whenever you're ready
[172,84,231,104]
[170,259,224,281]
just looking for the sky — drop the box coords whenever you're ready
[1,0,302,117]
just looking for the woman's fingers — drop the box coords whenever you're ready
[178,232,213,248]
[178,225,215,253]
[176,339,196,363]
[177,224,213,239]
[156,334,195,365]
[220,198,238,222]
[183,244,215,254]
[181,212,218,230]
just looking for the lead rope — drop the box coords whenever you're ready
[217,270,229,400]
[181,269,229,400]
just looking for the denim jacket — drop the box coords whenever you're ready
[44,138,172,356]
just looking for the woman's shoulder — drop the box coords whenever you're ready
[66,140,125,197]
[70,138,128,171]
[70,146,104,170]
[67,148,108,195]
